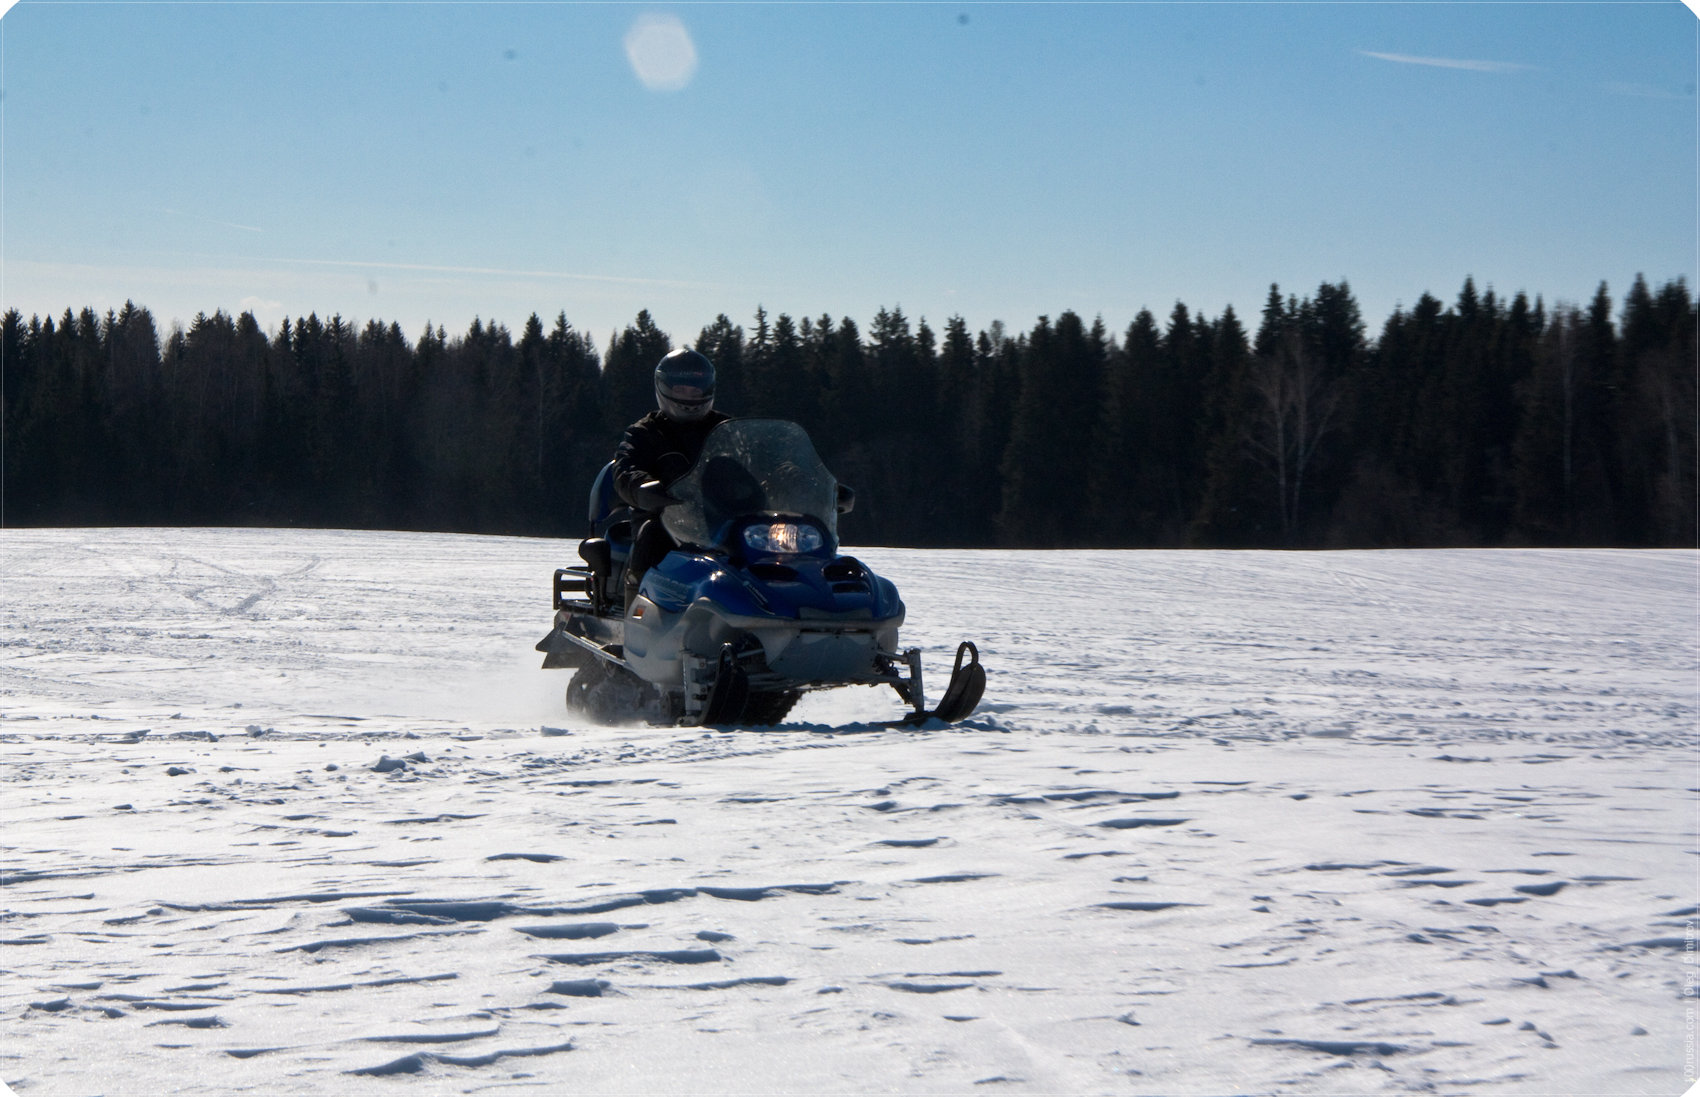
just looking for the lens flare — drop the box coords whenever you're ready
[624,14,698,92]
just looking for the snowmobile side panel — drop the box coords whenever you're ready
[765,629,884,683]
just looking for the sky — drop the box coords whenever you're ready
[2,1,1695,351]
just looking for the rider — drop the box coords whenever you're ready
[613,348,730,611]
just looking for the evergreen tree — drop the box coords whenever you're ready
[1615,276,1697,545]
[601,310,672,436]
[1513,304,1595,542]
[801,313,842,448]
[517,314,551,509]
[766,312,817,425]
[998,311,1105,545]
[694,314,745,413]
[1,310,29,518]
[1191,307,1262,545]
[935,314,996,544]
[1573,282,1623,542]
[352,317,417,524]
[14,311,106,521]
[5,281,1686,548]
[816,316,865,466]
[543,312,607,534]
[1116,301,1210,544]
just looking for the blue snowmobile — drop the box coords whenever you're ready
[536,418,985,727]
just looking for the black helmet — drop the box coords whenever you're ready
[655,348,716,422]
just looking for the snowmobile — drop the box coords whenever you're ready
[536,418,985,727]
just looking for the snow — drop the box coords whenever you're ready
[2,527,1697,1095]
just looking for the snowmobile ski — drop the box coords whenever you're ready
[881,642,986,728]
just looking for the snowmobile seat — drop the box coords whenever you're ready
[580,462,638,612]
[586,462,634,539]
[578,537,612,576]
[576,532,631,614]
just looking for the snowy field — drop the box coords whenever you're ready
[2,527,1696,1096]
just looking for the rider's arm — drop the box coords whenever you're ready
[614,417,679,512]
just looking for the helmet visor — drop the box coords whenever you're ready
[658,386,714,421]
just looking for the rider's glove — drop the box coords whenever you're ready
[632,479,678,512]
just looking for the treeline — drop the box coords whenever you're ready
[2,276,1694,548]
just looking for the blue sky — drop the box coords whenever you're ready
[3,1,1695,349]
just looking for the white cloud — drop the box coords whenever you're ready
[1359,50,1535,75]
[624,13,699,92]
[239,295,284,314]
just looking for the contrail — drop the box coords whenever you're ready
[1359,50,1534,75]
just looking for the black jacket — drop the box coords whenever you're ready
[613,409,731,511]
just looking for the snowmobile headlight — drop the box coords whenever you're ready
[743,521,823,556]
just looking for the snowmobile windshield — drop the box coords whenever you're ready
[662,419,839,550]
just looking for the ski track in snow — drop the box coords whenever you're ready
[1,528,1696,1095]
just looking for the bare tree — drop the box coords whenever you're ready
[1245,334,1338,541]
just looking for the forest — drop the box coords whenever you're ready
[2,275,1694,549]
